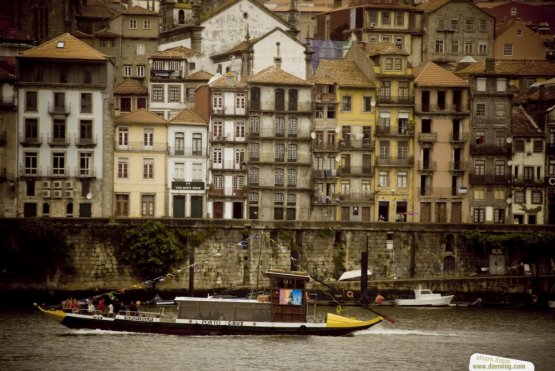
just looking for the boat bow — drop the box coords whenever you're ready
[326,312,383,329]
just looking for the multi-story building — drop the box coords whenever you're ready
[113,109,167,218]
[458,59,513,224]
[511,105,545,225]
[419,0,494,64]
[546,103,555,224]
[315,1,424,66]
[184,70,213,110]
[148,46,202,120]
[413,62,470,223]
[108,6,160,86]
[493,20,549,61]
[313,59,376,221]
[114,79,149,116]
[246,60,313,221]
[167,108,208,218]
[0,55,17,217]
[16,33,113,218]
[202,73,249,219]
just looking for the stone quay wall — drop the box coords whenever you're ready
[1,219,554,301]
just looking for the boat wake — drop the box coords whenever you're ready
[355,327,455,337]
[60,329,139,336]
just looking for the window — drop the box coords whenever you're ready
[136,65,145,77]
[511,7,517,16]
[192,163,202,181]
[236,93,246,110]
[514,139,525,152]
[385,58,393,70]
[476,103,486,117]
[249,192,259,204]
[450,19,459,31]
[494,209,505,224]
[235,121,245,140]
[250,116,259,135]
[397,172,407,189]
[173,133,184,155]
[275,168,284,186]
[80,93,92,113]
[363,96,373,112]
[287,193,297,205]
[53,119,66,143]
[118,158,128,178]
[174,162,184,180]
[475,130,485,145]
[398,142,409,159]
[213,175,224,189]
[524,166,534,181]
[287,144,297,162]
[496,78,506,92]
[233,175,244,190]
[495,160,505,176]
[249,143,259,160]
[465,19,474,32]
[123,65,132,77]
[533,140,543,153]
[474,188,485,200]
[152,85,164,102]
[531,191,542,204]
[494,189,506,201]
[141,195,155,216]
[275,143,285,161]
[450,40,459,53]
[24,152,38,175]
[213,92,223,110]
[168,85,181,102]
[235,148,245,167]
[192,133,202,156]
[503,44,513,56]
[129,19,137,29]
[25,91,37,111]
[115,194,129,216]
[287,169,297,187]
[288,89,298,111]
[435,40,444,53]
[395,11,403,26]
[136,44,144,55]
[477,78,486,92]
[275,88,285,111]
[398,81,409,100]
[342,96,352,111]
[52,152,65,176]
[379,171,390,188]
[144,128,153,148]
[250,87,260,110]
[475,160,485,175]
[479,41,488,55]
[143,20,151,29]
[213,121,223,138]
[515,190,525,203]
[79,120,93,144]
[381,11,390,26]
[288,117,297,136]
[213,148,222,165]
[464,41,473,54]
[379,140,390,159]
[276,117,285,136]
[494,130,505,146]
[479,19,487,33]
[143,158,154,179]
[473,208,485,223]
[380,81,391,100]
[118,127,128,146]
[495,103,505,118]
[249,167,259,184]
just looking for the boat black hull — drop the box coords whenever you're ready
[59,316,372,336]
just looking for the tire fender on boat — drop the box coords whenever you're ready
[346,291,354,298]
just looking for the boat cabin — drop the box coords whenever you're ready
[174,270,310,323]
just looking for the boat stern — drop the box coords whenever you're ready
[325,312,383,329]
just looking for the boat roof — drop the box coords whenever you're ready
[174,296,261,303]
[338,269,372,281]
[265,269,310,281]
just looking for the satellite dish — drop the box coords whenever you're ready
[507,161,513,166]
[506,198,513,205]
[86,193,92,200]
[335,127,340,133]
[506,137,513,144]
[371,100,376,107]
[335,155,341,162]
[310,132,316,139]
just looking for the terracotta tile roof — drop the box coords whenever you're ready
[414,62,468,87]
[418,0,451,13]
[18,33,108,61]
[457,60,555,76]
[94,28,120,38]
[209,73,248,88]
[512,106,542,136]
[114,79,148,95]
[314,60,374,87]
[247,65,312,86]
[0,66,15,80]
[211,38,258,59]
[186,70,214,81]
[495,19,534,37]
[308,75,336,85]
[121,6,158,16]
[360,41,409,56]
[0,57,16,76]
[151,46,200,59]
[79,3,123,19]
[71,30,94,39]
[114,108,167,125]
[169,108,206,125]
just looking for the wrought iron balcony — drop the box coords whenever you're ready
[417,132,437,143]
[75,134,97,148]
[376,156,414,167]
[336,165,373,176]
[47,134,70,147]
[470,143,511,155]
[19,134,42,147]
[48,103,71,116]
[469,173,511,185]
[417,161,436,172]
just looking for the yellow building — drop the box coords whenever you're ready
[114,109,168,217]
[313,59,376,221]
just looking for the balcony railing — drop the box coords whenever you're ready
[450,132,469,144]
[168,146,207,156]
[313,141,337,151]
[334,192,375,202]
[338,138,375,150]
[376,95,413,105]
[48,103,71,116]
[19,165,43,177]
[337,165,373,176]
[376,156,414,167]
[19,134,43,147]
[470,143,511,155]
[0,96,16,110]
[116,141,168,152]
[417,132,437,143]
[469,173,511,185]
[449,161,468,172]
[313,169,337,178]
[375,125,414,136]
[417,161,436,172]
[75,134,97,147]
[46,166,69,178]
[314,92,336,102]
[75,167,96,178]
[47,134,70,147]
[417,187,461,197]
[512,177,544,187]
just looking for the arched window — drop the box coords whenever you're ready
[178,10,185,24]
[444,256,456,273]
[445,234,455,253]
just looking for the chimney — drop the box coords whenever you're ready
[226,71,235,87]
[485,58,495,73]
[274,41,282,69]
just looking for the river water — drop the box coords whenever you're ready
[1,304,554,371]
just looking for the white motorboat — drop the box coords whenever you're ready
[394,286,454,307]
[338,269,372,281]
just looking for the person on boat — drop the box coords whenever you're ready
[113,299,121,316]
[107,302,114,317]
[87,300,95,314]
[129,301,138,316]
[97,298,105,314]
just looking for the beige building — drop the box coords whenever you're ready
[114,109,168,218]
[413,62,470,223]
[494,19,548,61]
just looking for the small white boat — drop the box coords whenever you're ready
[338,269,372,281]
[394,286,454,307]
